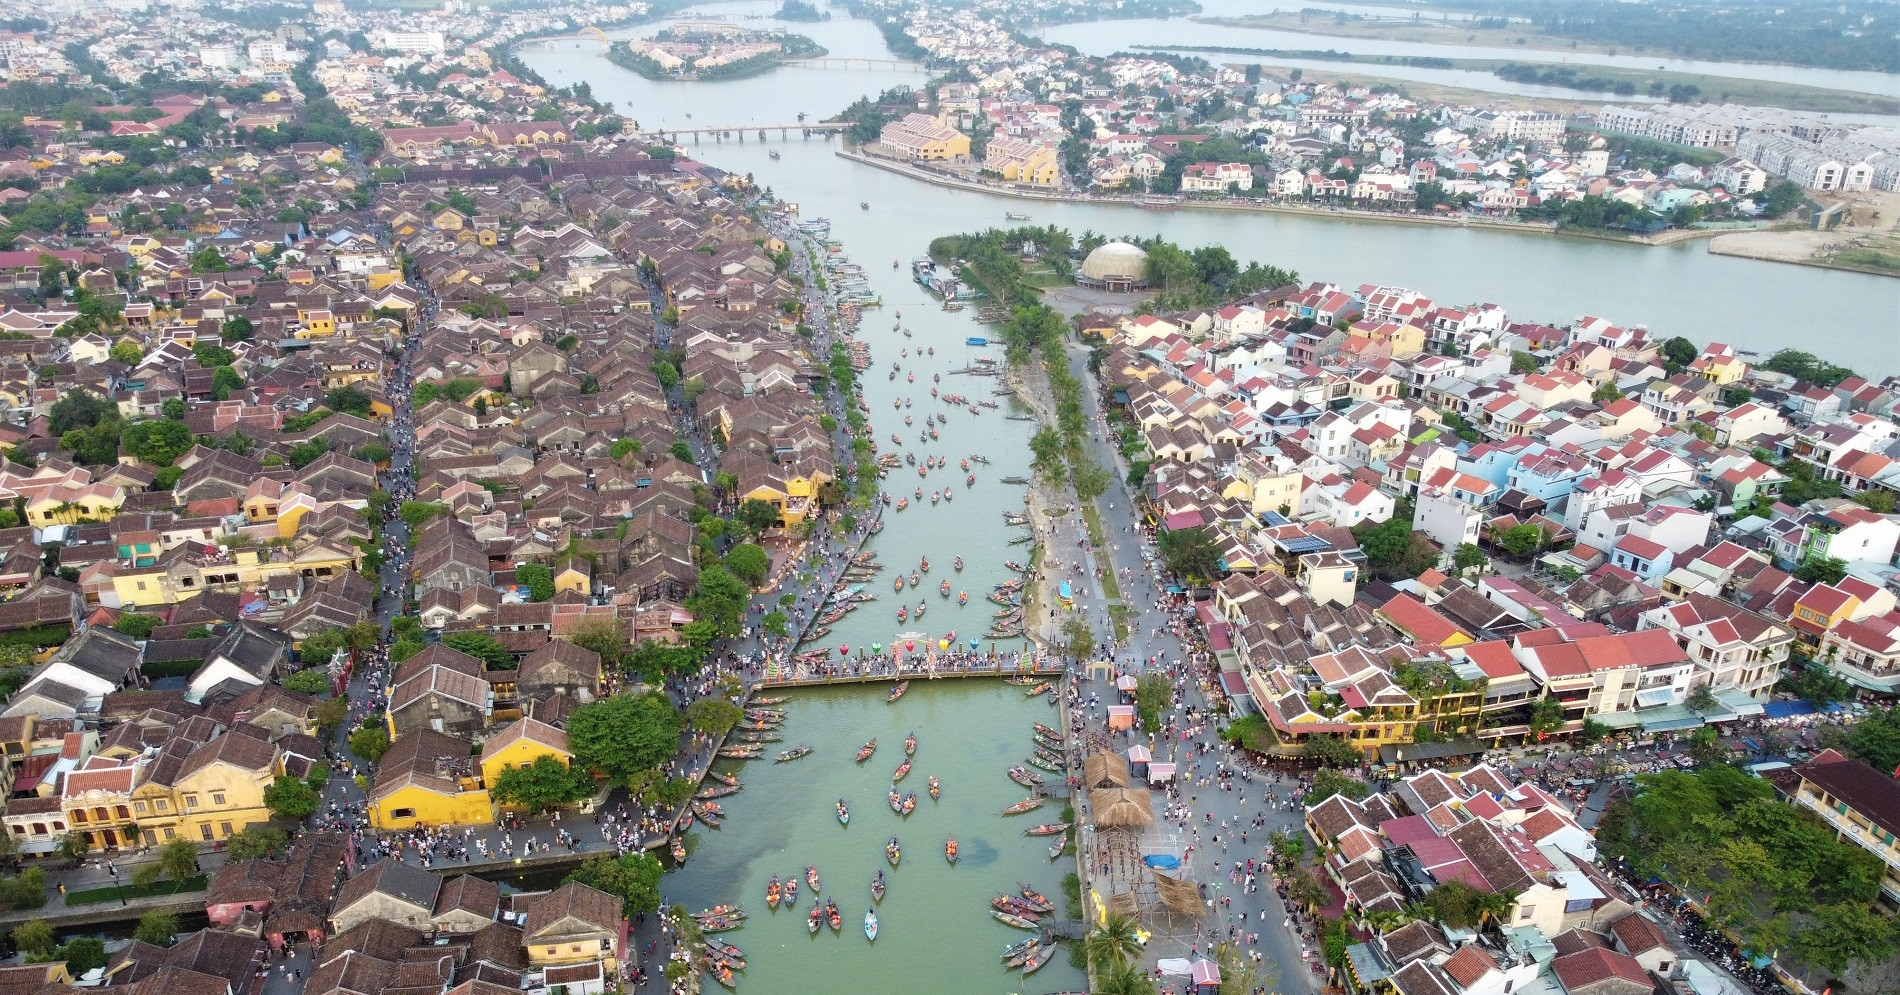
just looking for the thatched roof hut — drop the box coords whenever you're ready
[1083,750,1130,789]
[1089,786,1155,828]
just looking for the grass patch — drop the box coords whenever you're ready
[1822,245,1900,274]
[1080,505,1130,642]
[64,875,206,906]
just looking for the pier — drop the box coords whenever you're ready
[655,123,847,143]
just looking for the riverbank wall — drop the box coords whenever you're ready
[834,147,1731,249]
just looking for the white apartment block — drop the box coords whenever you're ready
[373,30,448,55]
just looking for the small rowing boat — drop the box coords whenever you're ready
[904,732,917,755]
[1002,797,1045,816]
[856,739,877,763]
[836,798,850,825]
[864,910,878,942]
[783,876,798,908]
[807,865,821,893]
[1024,822,1071,837]
[766,876,781,909]
[1017,885,1054,913]
[886,681,909,704]
[1008,766,1044,787]
[1023,944,1056,975]
[993,910,1039,930]
[928,775,940,800]
[887,836,901,866]
[892,759,912,782]
[889,789,903,813]
[827,899,841,932]
[871,870,886,903]
[776,745,812,762]
[808,903,824,935]
[945,837,958,864]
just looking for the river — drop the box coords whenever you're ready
[511,7,1896,988]
[523,7,1896,376]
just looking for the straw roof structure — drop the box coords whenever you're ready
[1083,750,1130,789]
[1089,786,1155,828]
[1152,871,1204,918]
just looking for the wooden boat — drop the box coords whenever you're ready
[1033,723,1061,738]
[836,798,850,825]
[783,876,798,908]
[886,681,909,704]
[871,870,886,903]
[901,791,917,815]
[928,775,940,800]
[1024,822,1071,837]
[827,899,841,932]
[697,783,740,800]
[709,940,746,963]
[808,903,824,934]
[708,771,741,787]
[1008,766,1044,788]
[691,801,725,826]
[904,732,917,755]
[864,910,877,942]
[1023,944,1056,975]
[992,896,1041,918]
[892,759,912,782]
[958,591,968,605]
[1001,797,1045,816]
[776,745,812,763]
[707,961,736,989]
[807,865,821,893]
[855,739,877,763]
[945,837,958,863]
[1027,755,1062,773]
[699,916,744,933]
[886,836,901,866]
[1017,885,1054,913]
[717,745,763,759]
[766,876,781,909]
[671,837,687,862]
[993,910,1039,930]
[752,696,787,706]
[1049,839,1067,860]
[1025,682,1052,696]
[954,556,964,570]
[691,906,746,923]
[888,789,903,813]
[1001,937,1038,964]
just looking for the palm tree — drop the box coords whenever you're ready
[1086,912,1145,972]
[1097,964,1157,995]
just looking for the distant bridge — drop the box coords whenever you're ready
[513,26,612,47]
[755,657,1063,688]
[783,56,924,70]
[654,122,849,142]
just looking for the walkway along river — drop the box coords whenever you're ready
[519,1,1900,376]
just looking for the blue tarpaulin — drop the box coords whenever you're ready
[1144,854,1182,869]
[1762,700,1817,719]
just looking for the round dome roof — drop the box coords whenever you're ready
[1080,241,1147,282]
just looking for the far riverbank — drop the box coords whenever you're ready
[835,146,1738,249]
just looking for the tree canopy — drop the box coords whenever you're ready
[567,692,682,785]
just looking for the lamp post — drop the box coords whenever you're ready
[106,861,126,906]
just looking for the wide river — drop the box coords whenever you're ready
[522,1,1899,377]
[516,5,1895,988]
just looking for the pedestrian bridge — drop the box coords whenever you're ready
[782,57,924,70]
[758,657,1065,688]
[655,123,848,141]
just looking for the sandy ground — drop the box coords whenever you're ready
[1707,227,1859,262]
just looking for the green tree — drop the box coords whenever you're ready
[398,501,448,530]
[109,341,143,364]
[623,640,708,683]
[684,698,742,737]
[761,610,788,638]
[349,725,389,763]
[1842,705,1900,772]
[1306,767,1369,804]
[724,542,770,586]
[264,775,321,820]
[492,755,596,814]
[1660,336,1699,369]
[1133,673,1172,730]
[734,498,781,538]
[133,909,179,946]
[158,837,199,882]
[1592,382,1624,404]
[221,315,253,342]
[1510,351,1540,375]
[610,438,642,460]
[1527,695,1567,740]
[687,566,751,639]
[516,563,555,601]
[1302,734,1361,768]
[443,631,516,670]
[567,692,683,785]
[564,851,664,917]
[1793,555,1847,585]
[1061,616,1095,660]
[1499,523,1547,557]
[1086,911,1145,971]
[1452,543,1487,572]
[322,385,373,416]
[223,826,288,860]
[111,613,163,639]
[669,440,695,463]
[12,919,53,956]
[1156,527,1222,584]
[52,938,106,975]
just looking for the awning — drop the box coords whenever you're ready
[1762,700,1817,719]
[1127,746,1152,763]
[1148,762,1176,782]
[1634,686,1676,709]
[1642,715,1706,733]
[1712,686,1766,718]
[1116,675,1138,692]
[1376,738,1484,764]
[1191,960,1222,986]
[1107,705,1135,730]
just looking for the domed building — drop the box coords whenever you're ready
[1077,241,1148,293]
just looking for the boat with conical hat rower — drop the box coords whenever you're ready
[945,837,958,864]
[835,798,849,824]
[808,903,824,934]
[783,875,797,908]
[827,899,841,932]
[766,876,781,909]
[904,732,916,755]
[807,865,821,894]
[855,739,877,763]
[892,759,912,782]
[888,789,902,813]
[928,775,939,800]
[871,870,886,903]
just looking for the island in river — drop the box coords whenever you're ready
[609,22,825,81]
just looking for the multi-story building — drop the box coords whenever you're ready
[1787,756,1900,906]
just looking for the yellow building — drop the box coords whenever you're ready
[879,113,970,160]
[295,307,337,337]
[111,538,361,608]
[26,483,126,526]
[367,729,492,831]
[522,882,624,980]
[478,718,575,810]
[134,732,281,845]
[983,137,1059,186]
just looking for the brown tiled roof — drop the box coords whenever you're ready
[1795,758,1900,838]
[1551,948,1652,995]
[521,881,621,940]
[1442,944,1499,988]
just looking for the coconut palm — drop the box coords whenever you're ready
[1097,964,1157,995]
[1086,911,1144,972]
